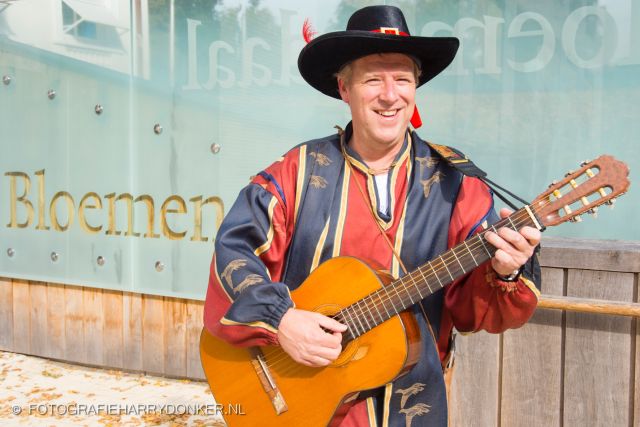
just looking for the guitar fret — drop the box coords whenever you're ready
[507,216,517,231]
[464,241,479,266]
[341,307,358,337]
[478,234,492,257]
[362,299,375,329]
[413,269,426,299]
[355,301,371,331]
[440,256,455,281]
[429,263,443,287]
[378,289,392,319]
[402,277,415,305]
[385,287,399,315]
[451,248,466,274]
[346,306,363,337]
[368,294,384,324]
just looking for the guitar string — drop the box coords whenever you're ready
[261,206,541,370]
[264,192,600,371]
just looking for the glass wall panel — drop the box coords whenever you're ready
[0,0,638,299]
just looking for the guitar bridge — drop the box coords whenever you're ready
[249,347,288,415]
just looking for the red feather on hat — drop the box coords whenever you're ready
[302,18,316,44]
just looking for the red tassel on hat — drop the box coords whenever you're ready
[410,106,422,128]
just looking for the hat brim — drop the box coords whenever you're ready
[298,31,459,99]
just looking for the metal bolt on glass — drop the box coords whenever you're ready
[154,124,163,134]
[7,248,15,258]
[155,261,164,272]
[51,252,59,262]
[2,75,11,85]
[97,256,105,266]
[47,89,56,100]
[95,104,103,115]
[210,143,221,154]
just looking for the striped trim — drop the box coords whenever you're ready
[332,164,350,257]
[366,397,378,427]
[257,172,286,206]
[391,158,412,277]
[521,276,541,299]
[254,196,278,256]
[294,145,307,226]
[382,383,393,427]
[310,217,331,273]
[219,317,278,334]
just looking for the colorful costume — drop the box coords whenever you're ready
[204,123,540,426]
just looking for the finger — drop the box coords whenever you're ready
[316,330,342,348]
[310,344,342,361]
[491,249,520,274]
[316,314,348,332]
[499,208,514,219]
[302,354,333,367]
[496,227,531,253]
[520,226,541,246]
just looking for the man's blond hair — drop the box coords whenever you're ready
[335,55,422,86]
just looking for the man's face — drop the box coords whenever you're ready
[338,53,417,151]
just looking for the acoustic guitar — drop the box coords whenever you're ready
[200,155,630,426]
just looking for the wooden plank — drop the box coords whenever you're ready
[634,273,639,427]
[12,279,30,354]
[501,267,564,427]
[122,292,143,371]
[564,269,634,426]
[164,298,187,377]
[449,331,500,427]
[64,285,85,364]
[46,283,66,360]
[83,287,104,366]
[29,281,48,357]
[538,295,640,317]
[540,237,640,273]
[186,300,205,379]
[0,278,13,350]
[142,294,165,374]
[102,290,124,369]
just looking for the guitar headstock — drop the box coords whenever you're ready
[532,155,630,227]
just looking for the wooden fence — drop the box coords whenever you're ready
[450,238,640,427]
[0,237,638,426]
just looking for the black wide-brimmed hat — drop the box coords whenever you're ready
[298,5,459,99]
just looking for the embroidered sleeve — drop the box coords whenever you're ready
[203,153,299,347]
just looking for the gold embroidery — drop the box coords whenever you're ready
[395,383,425,408]
[420,171,444,198]
[308,152,332,166]
[415,156,439,174]
[221,259,248,288]
[234,274,263,293]
[400,403,431,427]
[309,175,328,189]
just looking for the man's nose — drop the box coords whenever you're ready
[379,78,399,103]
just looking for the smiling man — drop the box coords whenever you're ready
[204,5,541,426]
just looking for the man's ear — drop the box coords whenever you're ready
[337,78,349,104]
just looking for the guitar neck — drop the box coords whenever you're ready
[336,205,540,343]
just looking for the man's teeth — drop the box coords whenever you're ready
[377,110,398,117]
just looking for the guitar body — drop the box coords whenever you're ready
[200,256,421,426]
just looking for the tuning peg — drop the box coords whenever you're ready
[548,180,558,188]
[587,207,598,217]
[569,215,583,223]
[564,170,575,177]
[580,160,591,167]
[605,198,616,207]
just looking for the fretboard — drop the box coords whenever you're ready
[335,205,538,344]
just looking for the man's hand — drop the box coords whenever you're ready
[277,308,347,367]
[484,208,541,277]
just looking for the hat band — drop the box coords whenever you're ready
[371,27,409,36]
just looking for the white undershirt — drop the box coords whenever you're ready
[374,173,389,215]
